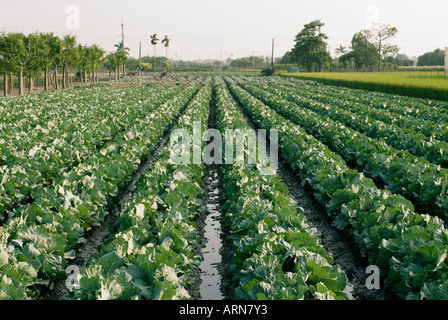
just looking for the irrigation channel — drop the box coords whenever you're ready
[197,84,226,300]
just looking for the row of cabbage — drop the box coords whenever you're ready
[69,82,212,300]
[0,85,185,223]
[0,81,200,299]
[214,78,348,300]
[285,76,448,121]
[251,77,448,167]
[226,77,448,300]
[283,77,448,142]
[233,78,448,222]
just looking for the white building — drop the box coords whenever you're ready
[446,47,448,76]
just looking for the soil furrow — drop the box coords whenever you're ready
[42,89,200,301]
[227,82,395,300]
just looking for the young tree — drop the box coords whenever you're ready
[25,33,50,93]
[0,32,19,96]
[6,33,31,95]
[39,32,58,91]
[60,34,79,89]
[47,34,63,90]
[90,45,105,83]
[103,52,118,80]
[292,20,330,72]
[114,41,129,76]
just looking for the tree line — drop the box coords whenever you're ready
[0,32,129,96]
[280,20,401,72]
[280,20,445,72]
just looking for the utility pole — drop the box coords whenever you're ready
[138,41,142,76]
[121,18,126,77]
[271,39,275,71]
[121,18,125,51]
[220,50,223,71]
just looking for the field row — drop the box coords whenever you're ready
[1,75,448,300]
[225,76,448,300]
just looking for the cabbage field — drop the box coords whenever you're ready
[1,75,448,301]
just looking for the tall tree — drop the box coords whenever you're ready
[162,35,170,70]
[7,33,31,95]
[60,35,79,89]
[292,20,330,72]
[90,44,105,83]
[103,52,120,80]
[114,41,129,76]
[364,24,399,71]
[350,31,379,70]
[0,32,20,96]
[47,34,63,90]
[150,34,159,72]
[39,33,58,91]
[25,33,50,93]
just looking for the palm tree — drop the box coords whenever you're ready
[161,35,170,71]
[114,41,129,76]
[114,41,129,53]
[150,34,159,73]
[335,44,347,57]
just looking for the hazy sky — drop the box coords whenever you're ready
[1,0,447,61]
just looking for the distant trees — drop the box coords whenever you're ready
[417,49,445,66]
[333,24,399,71]
[78,44,105,83]
[363,24,399,71]
[230,56,267,69]
[350,31,379,70]
[0,32,107,96]
[103,51,128,80]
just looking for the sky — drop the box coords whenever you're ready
[0,0,447,61]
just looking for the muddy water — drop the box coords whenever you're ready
[199,168,224,300]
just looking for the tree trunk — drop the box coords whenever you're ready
[62,65,66,89]
[28,75,34,93]
[3,73,8,97]
[54,66,59,90]
[9,73,13,94]
[18,67,24,95]
[114,67,118,80]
